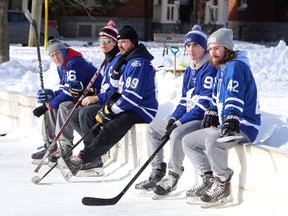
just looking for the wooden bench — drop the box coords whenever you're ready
[154,33,185,56]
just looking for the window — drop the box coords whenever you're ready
[238,0,248,10]
[79,24,92,37]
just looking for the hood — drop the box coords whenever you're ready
[190,52,210,70]
[234,50,251,68]
[62,48,83,69]
[125,43,154,62]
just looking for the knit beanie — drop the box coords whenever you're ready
[98,20,118,42]
[47,37,66,55]
[184,25,207,50]
[208,28,234,51]
[117,25,138,47]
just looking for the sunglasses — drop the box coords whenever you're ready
[99,38,111,44]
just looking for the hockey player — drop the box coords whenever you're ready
[134,25,217,198]
[61,25,158,176]
[182,28,261,208]
[68,20,120,175]
[31,37,103,165]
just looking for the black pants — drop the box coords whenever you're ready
[70,104,103,147]
[82,111,145,163]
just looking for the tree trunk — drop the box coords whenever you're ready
[0,0,9,63]
[28,0,43,47]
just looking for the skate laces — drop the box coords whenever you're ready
[191,181,207,192]
[70,156,83,165]
[158,173,178,190]
[204,177,226,198]
[188,175,213,193]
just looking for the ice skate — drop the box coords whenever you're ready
[77,156,104,177]
[186,173,214,205]
[57,156,84,181]
[31,144,57,165]
[200,169,234,208]
[152,169,181,199]
[135,162,166,196]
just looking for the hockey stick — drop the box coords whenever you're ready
[31,122,101,184]
[24,10,50,151]
[82,135,170,206]
[24,10,44,90]
[33,59,107,173]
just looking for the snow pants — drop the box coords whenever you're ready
[42,101,74,148]
[147,120,201,176]
[182,127,250,180]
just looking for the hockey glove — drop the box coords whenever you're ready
[87,88,97,96]
[111,55,127,80]
[33,104,48,118]
[36,89,54,103]
[220,115,240,137]
[166,119,176,130]
[69,81,84,103]
[201,108,220,129]
[96,105,116,124]
[95,91,122,124]
[165,123,178,138]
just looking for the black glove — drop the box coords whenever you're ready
[221,115,240,137]
[165,123,178,137]
[95,91,122,124]
[33,104,48,118]
[166,119,176,130]
[95,105,115,124]
[201,108,220,129]
[87,88,97,96]
[111,55,127,80]
[69,81,84,103]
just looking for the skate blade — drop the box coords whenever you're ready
[31,159,48,165]
[57,158,73,182]
[186,196,201,205]
[76,168,105,177]
[134,189,154,197]
[152,192,171,200]
[200,197,230,208]
[48,161,58,168]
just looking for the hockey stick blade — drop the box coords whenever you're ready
[217,134,243,143]
[82,194,122,206]
[82,136,170,206]
[0,133,6,136]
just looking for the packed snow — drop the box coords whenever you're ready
[0,39,287,215]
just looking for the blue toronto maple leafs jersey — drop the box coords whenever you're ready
[110,44,158,123]
[210,51,261,142]
[97,53,121,105]
[171,54,217,124]
[48,48,103,109]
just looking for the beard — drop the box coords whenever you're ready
[210,56,225,68]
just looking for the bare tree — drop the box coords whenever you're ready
[197,0,206,25]
[51,0,124,19]
[0,0,9,63]
[28,0,43,47]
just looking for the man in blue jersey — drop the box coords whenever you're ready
[62,25,158,176]
[182,28,261,207]
[31,38,103,166]
[68,21,120,176]
[134,25,217,198]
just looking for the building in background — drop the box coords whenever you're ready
[8,0,288,43]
